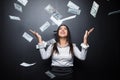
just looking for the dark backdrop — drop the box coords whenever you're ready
[1,0,119,80]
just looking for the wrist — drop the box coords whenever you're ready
[83,39,88,45]
[38,38,42,43]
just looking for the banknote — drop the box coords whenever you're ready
[45,70,56,79]
[108,10,120,15]
[61,15,76,22]
[67,1,79,10]
[68,8,81,15]
[52,11,63,20]
[9,15,21,21]
[45,4,56,14]
[20,62,36,67]
[40,21,50,32]
[14,3,23,12]
[46,38,56,45]
[50,15,62,26]
[90,1,99,18]
[17,0,28,6]
[22,32,33,42]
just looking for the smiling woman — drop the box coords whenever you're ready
[30,24,94,80]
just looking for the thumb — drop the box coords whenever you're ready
[88,27,94,35]
[85,30,88,35]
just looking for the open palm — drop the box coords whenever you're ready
[29,29,42,43]
[83,27,94,45]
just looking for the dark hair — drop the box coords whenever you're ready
[52,24,74,55]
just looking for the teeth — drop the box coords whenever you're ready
[61,31,64,33]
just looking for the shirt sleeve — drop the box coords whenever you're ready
[73,43,89,60]
[37,41,53,60]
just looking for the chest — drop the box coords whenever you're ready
[52,47,73,60]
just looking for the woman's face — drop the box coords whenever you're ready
[58,26,68,38]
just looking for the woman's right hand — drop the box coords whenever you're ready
[29,29,42,43]
[83,27,94,45]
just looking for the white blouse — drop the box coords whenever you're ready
[37,41,89,67]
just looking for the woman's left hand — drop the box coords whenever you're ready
[83,27,94,45]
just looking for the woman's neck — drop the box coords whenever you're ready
[59,38,68,47]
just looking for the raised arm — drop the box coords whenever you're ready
[29,29,52,59]
[74,27,94,60]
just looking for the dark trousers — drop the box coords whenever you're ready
[51,66,73,80]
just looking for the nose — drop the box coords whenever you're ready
[61,28,65,31]
[61,29,64,31]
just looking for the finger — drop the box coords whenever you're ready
[29,29,36,34]
[88,27,94,35]
[85,30,88,35]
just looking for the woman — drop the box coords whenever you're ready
[30,24,94,80]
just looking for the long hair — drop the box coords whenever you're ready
[52,24,74,55]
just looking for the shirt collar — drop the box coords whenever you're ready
[57,42,69,48]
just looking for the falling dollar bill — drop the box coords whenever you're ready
[9,15,21,21]
[17,0,28,6]
[68,8,81,15]
[46,38,56,45]
[45,4,56,14]
[67,1,79,10]
[45,4,63,19]
[40,21,50,32]
[50,15,76,26]
[22,32,33,42]
[61,15,76,22]
[52,11,63,20]
[45,70,56,79]
[90,1,99,18]
[14,3,23,12]
[50,15,62,26]
[108,10,120,15]
[20,62,36,67]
